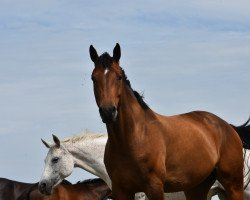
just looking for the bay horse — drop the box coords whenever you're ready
[19,179,111,200]
[0,178,36,200]
[89,43,244,200]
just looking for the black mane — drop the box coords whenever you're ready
[61,179,72,185]
[76,178,105,184]
[121,69,149,109]
[98,53,149,110]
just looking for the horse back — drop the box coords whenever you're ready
[159,110,242,153]
[0,178,34,200]
[0,178,14,200]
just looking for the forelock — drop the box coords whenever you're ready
[98,53,113,69]
[49,145,66,156]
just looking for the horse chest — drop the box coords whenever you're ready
[105,147,163,190]
[110,161,146,190]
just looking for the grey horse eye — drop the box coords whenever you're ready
[52,157,59,164]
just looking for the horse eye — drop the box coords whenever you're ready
[52,157,59,164]
[117,76,122,81]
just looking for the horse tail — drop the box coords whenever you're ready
[230,116,250,149]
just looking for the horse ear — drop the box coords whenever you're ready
[113,43,121,62]
[89,45,99,63]
[41,139,51,148]
[52,134,60,148]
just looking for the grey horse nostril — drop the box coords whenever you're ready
[40,182,46,190]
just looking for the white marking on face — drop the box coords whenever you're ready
[104,69,109,75]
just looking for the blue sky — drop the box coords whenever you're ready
[0,1,249,198]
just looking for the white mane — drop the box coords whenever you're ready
[60,132,107,144]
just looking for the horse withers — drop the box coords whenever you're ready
[89,43,244,200]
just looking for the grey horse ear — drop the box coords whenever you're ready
[89,45,99,63]
[52,134,60,148]
[41,139,51,148]
[113,43,121,62]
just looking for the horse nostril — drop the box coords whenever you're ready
[99,105,117,123]
[39,182,46,191]
[112,106,116,112]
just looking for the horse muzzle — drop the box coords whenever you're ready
[99,105,118,123]
[38,181,53,195]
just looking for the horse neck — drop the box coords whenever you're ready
[63,137,111,188]
[106,84,153,142]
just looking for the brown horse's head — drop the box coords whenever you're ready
[89,43,123,123]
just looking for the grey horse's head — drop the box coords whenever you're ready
[38,135,74,195]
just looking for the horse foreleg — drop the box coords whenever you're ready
[145,189,164,200]
[144,181,165,200]
[112,187,135,200]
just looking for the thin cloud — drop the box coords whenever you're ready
[0,1,249,190]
